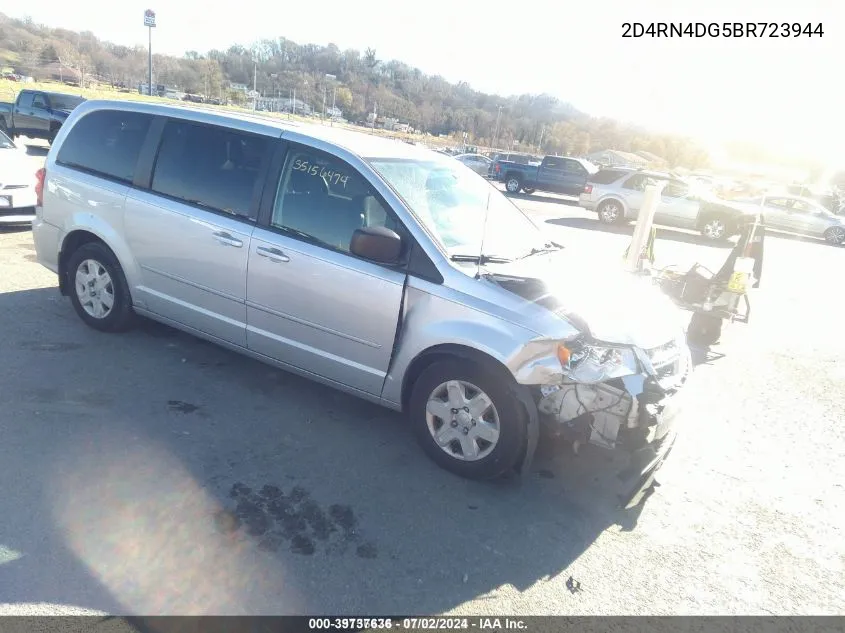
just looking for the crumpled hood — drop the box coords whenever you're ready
[482,250,686,350]
[0,150,35,187]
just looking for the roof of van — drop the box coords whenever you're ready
[76,99,437,161]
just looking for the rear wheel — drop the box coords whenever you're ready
[823,226,845,245]
[409,359,527,480]
[66,242,135,332]
[700,216,730,240]
[48,125,59,145]
[598,199,624,224]
[505,176,522,194]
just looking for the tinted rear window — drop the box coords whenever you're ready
[589,169,630,184]
[57,110,152,184]
[151,120,270,219]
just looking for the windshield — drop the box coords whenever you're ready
[49,94,86,110]
[0,130,15,149]
[370,156,551,260]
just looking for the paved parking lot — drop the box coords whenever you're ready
[1,166,844,615]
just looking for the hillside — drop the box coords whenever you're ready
[0,12,713,167]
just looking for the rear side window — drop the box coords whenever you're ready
[151,120,270,219]
[589,169,628,184]
[562,159,587,174]
[57,110,152,184]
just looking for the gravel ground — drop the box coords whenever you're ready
[0,179,843,616]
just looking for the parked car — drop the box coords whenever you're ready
[0,129,37,225]
[580,168,759,240]
[736,194,845,245]
[0,89,86,144]
[487,152,541,178]
[453,152,492,176]
[491,154,598,196]
[32,100,692,497]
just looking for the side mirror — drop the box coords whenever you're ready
[350,226,403,264]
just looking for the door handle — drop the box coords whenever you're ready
[212,231,243,247]
[256,246,290,263]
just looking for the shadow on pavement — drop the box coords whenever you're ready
[546,216,737,249]
[689,343,726,367]
[504,191,581,206]
[0,226,31,235]
[0,287,668,615]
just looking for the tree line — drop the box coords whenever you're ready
[0,12,714,167]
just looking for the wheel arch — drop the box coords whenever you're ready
[399,342,540,475]
[400,343,516,414]
[58,227,134,297]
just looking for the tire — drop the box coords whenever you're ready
[66,242,135,332]
[48,126,59,145]
[409,359,527,480]
[700,215,730,241]
[597,199,624,224]
[688,312,722,346]
[522,187,536,195]
[823,226,845,245]
[505,176,522,194]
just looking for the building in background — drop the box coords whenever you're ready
[634,150,669,169]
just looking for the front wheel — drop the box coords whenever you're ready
[66,242,135,332]
[823,226,845,245]
[505,177,522,193]
[409,359,527,480]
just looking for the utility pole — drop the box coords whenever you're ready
[492,105,502,150]
[372,101,377,132]
[143,10,156,96]
[537,125,545,153]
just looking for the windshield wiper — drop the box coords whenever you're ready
[450,254,513,264]
[517,241,564,259]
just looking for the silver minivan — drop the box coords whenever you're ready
[32,101,692,501]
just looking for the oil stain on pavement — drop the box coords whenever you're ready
[215,482,377,559]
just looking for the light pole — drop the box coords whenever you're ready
[143,10,156,96]
[324,73,337,125]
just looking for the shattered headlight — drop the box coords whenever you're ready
[556,340,639,384]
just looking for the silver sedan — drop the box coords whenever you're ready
[741,195,845,245]
[454,153,492,176]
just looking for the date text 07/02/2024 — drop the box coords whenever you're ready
[622,22,824,37]
[307,617,528,630]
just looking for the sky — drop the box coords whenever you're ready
[5,0,844,166]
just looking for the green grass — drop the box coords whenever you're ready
[0,78,453,148]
